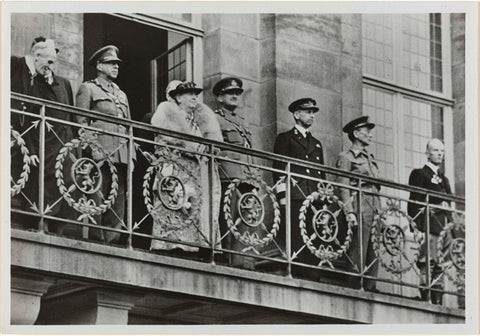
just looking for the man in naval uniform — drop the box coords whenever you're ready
[213,77,255,267]
[273,98,326,280]
[76,45,133,244]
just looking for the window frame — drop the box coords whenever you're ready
[111,13,204,107]
[361,13,455,190]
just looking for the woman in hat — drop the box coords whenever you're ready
[149,81,223,257]
[335,116,380,292]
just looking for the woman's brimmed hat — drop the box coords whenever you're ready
[168,81,203,96]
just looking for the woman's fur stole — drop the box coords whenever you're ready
[151,101,223,150]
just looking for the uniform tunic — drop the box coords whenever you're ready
[214,106,252,182]
[335,146,380,290]
[76,77,132,164]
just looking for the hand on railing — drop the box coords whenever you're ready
[91,147,105,162]
[346,212,358,227]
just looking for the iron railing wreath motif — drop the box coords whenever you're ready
[56,129,118,222]
[437,213,465,286]
[11,128,39,197]
[371,198,423,275]
[298,183,354,267]
[223,171,281,252]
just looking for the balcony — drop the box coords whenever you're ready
[9,93,465,325]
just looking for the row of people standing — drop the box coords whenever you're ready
[11,42,454,304]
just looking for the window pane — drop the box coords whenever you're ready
[402,98,444,172]
[362,86,396,181]
[361,14,394,80]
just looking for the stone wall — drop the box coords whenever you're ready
[202,14,362,167]
[11,13,84,94]
[450,13,465,197]
[202,14,277,155]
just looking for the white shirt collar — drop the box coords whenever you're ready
[24,55,37,77]
[426,161,440,174]
[294,125,309,138]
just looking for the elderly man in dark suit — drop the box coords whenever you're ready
[408,138,452,305]
[76,45,133,244]
[11,37,75,234]
[273,98,325,280]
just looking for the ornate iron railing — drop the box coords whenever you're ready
[10,92,465,309]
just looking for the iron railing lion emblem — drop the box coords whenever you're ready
[223,170,281,254]
[437,213,465,286]
[56,129,118,223]
[371,199,423,275]
[298,184,354,268]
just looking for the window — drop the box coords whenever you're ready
[361,14,453,187]
[151,37,193,109]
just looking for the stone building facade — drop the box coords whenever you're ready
[8,12,467,325]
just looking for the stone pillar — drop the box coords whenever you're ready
[274,14,344,165]
[450,13,465,198]
[36,287,143,325]
[340,15,363,152]
[11,273,56,325]
[202,14,273,151]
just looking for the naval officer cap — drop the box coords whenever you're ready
[213,77,244,96]
[288,98,319,113]
[88,45,122,66]
[342,116,376,134]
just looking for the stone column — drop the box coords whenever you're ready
[36,287,143,325]
[451,13,465,198]
[11,273,56,325]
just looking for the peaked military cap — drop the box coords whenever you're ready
[342,116,375,133]
[213,77,244,96]
[88,45,122,66]
[288,98,319,113]
[168,81,203,96]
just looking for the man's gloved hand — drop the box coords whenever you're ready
[346,212,358,227]
[91,147,105,162]
[275,182,286,206]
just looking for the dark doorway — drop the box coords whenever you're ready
[84,13,168,121]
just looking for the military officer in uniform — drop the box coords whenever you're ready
[336,116,380,291]
[213,77,255,267]
[76,45,133,244]
[273,98,326,280]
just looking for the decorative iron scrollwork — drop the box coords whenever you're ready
[298,184,353,267]
[437,213,465,286]
[10,128,39,197]
[223,170,280,253]
[143,148,200,223]
[371,199,423,275]
[56,129,118,222]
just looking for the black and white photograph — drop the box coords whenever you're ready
[1,1,478,334]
